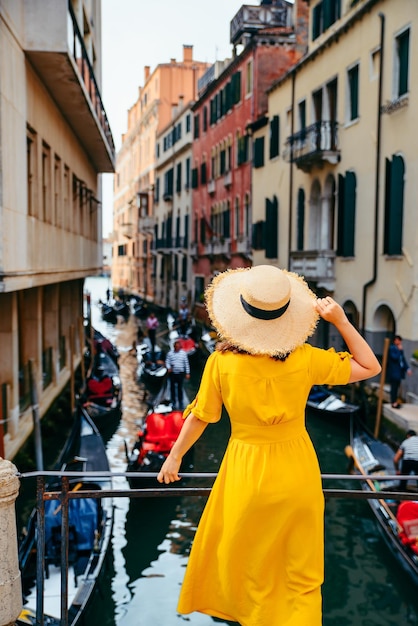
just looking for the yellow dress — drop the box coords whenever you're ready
[177,343,352,626]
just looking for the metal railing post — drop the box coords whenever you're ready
[0,458,22,626]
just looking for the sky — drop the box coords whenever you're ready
[100,0,245,236]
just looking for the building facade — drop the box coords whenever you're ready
[189,0,309,308]
[153,102,194,311]
[111,46,211,302]
[251,0,418,391]
[0,0,114,459]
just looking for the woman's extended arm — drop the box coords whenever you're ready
[157,413,208,484]
[314,297,381,383]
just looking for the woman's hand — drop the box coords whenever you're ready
[314,296,347,325]
[157,453,182,484]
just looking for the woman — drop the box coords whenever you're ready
[158,265,381,626]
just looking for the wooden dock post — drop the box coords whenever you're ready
[0,458,22,625]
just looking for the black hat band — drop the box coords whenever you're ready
[240,294,290,321]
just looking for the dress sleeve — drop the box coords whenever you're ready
[307,344,352,386]
[182,353,223,423]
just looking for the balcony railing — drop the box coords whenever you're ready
[290,249,336,290]
[120,223,135,239]
[14,468,416,626]
[284,121,340,172]
[23,0,115,172]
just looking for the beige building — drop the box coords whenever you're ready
[111,45,210,301]
[0,0,114,459]
[154,102,194,310]
[251,0,418,389]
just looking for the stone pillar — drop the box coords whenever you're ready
[0,459,22,626]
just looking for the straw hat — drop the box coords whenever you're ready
[205,265,319,357]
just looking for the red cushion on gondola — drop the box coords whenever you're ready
[397,501,418,554]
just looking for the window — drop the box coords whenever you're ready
[54,154,62,226]
[337,172,356,257]
[297,188,305,251]
[201,162,207,185]
[347,64,359,121]
[186,114,191,133]
[194,114,200,139]
[265,196,278,259]
[237,134,249,166]
[63,165,70,230]
[269,115,280,159]
[42,141,51,222]
[253,137,265,169]
[246,60,253,95]
[176,162,182,193]
[395,28,410,98]
[223,202,231,239]
[26,126,37,217]
[235,197,240,238]
[383,155,405,256]
[312,0,341,40]
[185,158,191,189]
[164,168,174,199]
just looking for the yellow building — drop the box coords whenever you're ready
[112,46,210,301]
[0,0,114,459]
[252,0,418,380]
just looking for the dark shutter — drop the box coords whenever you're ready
[269,115,280,159]
[297,188,305,251]
[265,196,278,259]
[398,29,410,97]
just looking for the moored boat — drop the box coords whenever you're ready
[346,419,418,586]
[307,385,359,418]
[17,407,114,626]
[136,338,167,389]
[126,382,193,488]
[83,348,122,422]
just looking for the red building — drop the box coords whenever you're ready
[190,0,308,307]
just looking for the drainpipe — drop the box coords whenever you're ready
[361,12,385,335]
[287,69,296,270]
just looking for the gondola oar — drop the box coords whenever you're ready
[344,445,403,532]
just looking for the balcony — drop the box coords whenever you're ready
[284,121,340,172]
[289,250,336,291]
[230,3,291,46]
[120,223,135,239]
[207,179,215,195]
[223,171,232,188]
[235,235,252,258]
[210,238,231,258]
[23,0,115,172]
[138,216,156,233]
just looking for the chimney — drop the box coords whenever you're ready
[144,65,150,82]
[183,44,193,63]
[294,0,309,55]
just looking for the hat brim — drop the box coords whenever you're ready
[205,267,319,356]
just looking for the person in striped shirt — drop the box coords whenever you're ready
[394,429,418,490]
[166,340,190,409]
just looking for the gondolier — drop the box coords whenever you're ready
[393,429,418,490]
[165,339,190,409]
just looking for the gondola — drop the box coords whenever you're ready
[83,348,122,422]
[126,380,193,488]
[200,327,218,356]
[346,418,418,586]
[17,407,114,626]
[136,338,167,389]
[307,385,359,419]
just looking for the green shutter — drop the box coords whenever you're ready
[398,29,409,97]
[386,155,405,255]
[265,196,278,259]
[297,188,305,251]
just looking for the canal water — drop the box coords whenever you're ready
[19,276,418,625]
